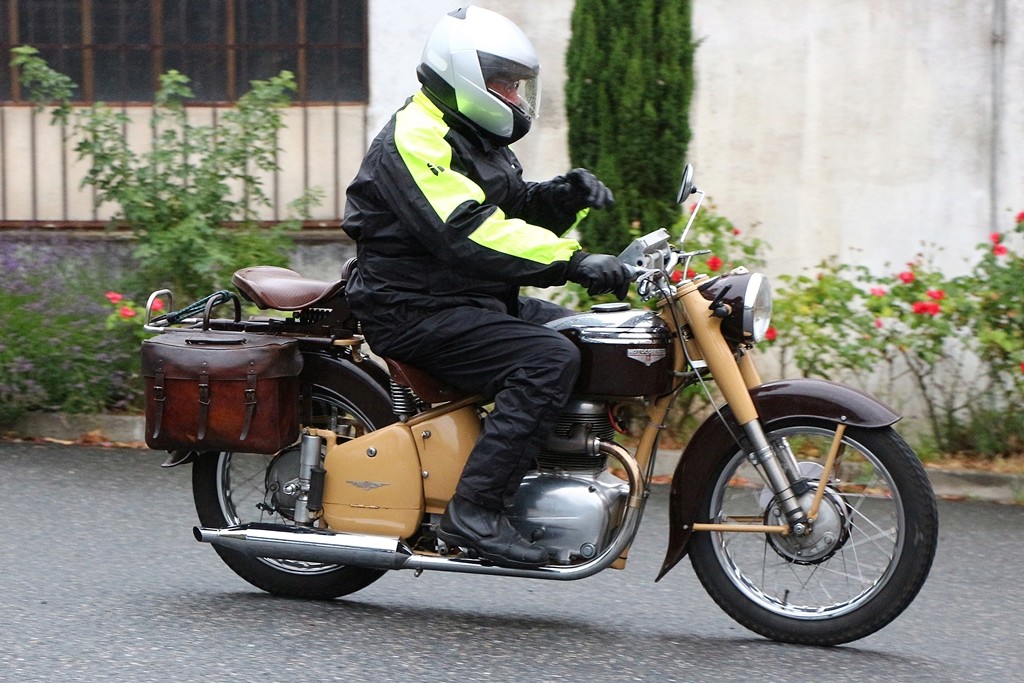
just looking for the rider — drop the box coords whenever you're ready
[342,6,633,568]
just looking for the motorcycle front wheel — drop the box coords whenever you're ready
[192,383,393,600]
[688,419,938,646]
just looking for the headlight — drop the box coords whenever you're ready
[698,270,773,344]
[743,273,773,342]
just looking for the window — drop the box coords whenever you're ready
[0,0,367,103]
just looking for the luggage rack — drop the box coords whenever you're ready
[143,288,361,342]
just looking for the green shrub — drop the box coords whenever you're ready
[11,46,320,303]
[565,0,695,255]
[771,212,1024,458]
[0,239,140,425]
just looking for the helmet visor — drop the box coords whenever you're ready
[486,75,540,121]
[479,52,541,121]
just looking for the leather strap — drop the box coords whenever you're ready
[197,362,210,440]
[241,363,257,441]
[152,364,166,439]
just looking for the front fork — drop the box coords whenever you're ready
[739,410,811,532]
[680,293,811,533]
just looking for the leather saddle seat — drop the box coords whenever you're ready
[383,357,470,405]
[232,262,469,405]
[232,266,345,311]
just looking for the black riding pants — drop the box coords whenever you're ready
[371,297,580,510]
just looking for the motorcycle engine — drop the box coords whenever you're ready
[507,399,630,565]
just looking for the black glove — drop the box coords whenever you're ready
[557,168,615,212]
[567,252,633,300]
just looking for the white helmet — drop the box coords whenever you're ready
[416,6,541,145]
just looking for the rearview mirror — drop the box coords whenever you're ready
[676,164,696,204]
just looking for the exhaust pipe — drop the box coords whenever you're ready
[194,441,647,580]
[194,523,410,570]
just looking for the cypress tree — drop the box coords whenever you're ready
[565,0,695,255]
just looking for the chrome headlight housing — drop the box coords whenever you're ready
[743,272,773,342]
[698,269,773,344]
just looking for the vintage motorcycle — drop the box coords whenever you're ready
[142,165,938,646]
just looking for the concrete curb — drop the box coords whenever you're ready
[8,412,147,444]
[6,413,1023,505]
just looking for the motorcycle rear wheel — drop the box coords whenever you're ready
[192,383,394,600]
[688,420,938,646]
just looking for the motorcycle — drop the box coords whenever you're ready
[142,165,938,646]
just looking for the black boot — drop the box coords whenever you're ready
[438,496,548,569]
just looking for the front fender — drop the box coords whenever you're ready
[656,378,899,581]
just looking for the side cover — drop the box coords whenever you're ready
[656,378,900,581]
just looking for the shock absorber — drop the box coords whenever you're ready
[390,380,428,420]
[287,431,323,525]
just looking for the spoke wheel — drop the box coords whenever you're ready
[193,385,393,599]
[689,420,937,645]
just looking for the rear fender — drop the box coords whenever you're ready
[300,351,395,429]
[656,378,899,580]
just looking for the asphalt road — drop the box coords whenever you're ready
[1,441,1022,683]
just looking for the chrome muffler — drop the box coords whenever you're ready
[193,523,410,570]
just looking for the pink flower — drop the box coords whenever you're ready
[706,255,723,272]
[897,271,915,284]
[150,299,165,312]
[764,326,777,341]
[926,289,946,300]
[912,301,940,316]
[1020,360,1024,374]
[119,306,137,319]
[990,232,1003,245]
[1016,211,1024,224]
[105,291,124,304]
[870,287,887,296]
[994,244,1008,256]
[732,228,741,236]
[874,318,884,329]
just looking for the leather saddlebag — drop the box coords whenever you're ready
[141,332,303,454]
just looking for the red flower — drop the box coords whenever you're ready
[105,291,124,304]
[1020,360,1024,374]
[764,326,777,341]
[912,301,940,316]
[707,255,723,272]
[874,318,884,329]
[119,306,137,319]
[686,268,696,279]
[1016,211,1024,224]
[151,299,165,312]
[926,289,946,300]
[670,270,682,283]
[732,228,741,236]
[990,232,1003,245]
[897,271,915,284]
[870,287,887,296]
[994,244,1008,256]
